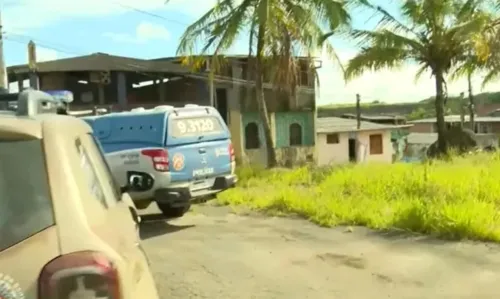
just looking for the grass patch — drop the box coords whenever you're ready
[218,153,500,242]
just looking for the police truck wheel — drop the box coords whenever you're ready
[157,203,190,218]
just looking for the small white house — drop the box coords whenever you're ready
[316,117,407,166]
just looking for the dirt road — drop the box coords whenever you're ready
[139,204,500,299]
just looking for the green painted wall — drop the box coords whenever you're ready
[275,112,314,147]
[242,112,266,147]
[241,111,315,148]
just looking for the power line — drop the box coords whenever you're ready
[110,0,252,53]
[3,32,314,93]
[5,33,84,56]
[110,0,188,27]
[4,36,82,56]
[4,37,81,56]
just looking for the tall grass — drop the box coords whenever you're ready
[218,153,500,242]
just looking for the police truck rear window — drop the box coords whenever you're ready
[171,117,223,137]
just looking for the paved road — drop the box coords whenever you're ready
[139,204,500,299]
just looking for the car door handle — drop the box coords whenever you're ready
[198,148,206,154]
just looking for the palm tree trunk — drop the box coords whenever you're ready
[434,71,448,155]
[255,24,278,168]
[467,71,475,132]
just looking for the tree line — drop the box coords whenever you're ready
[173,0,500,167]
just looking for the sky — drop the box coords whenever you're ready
[2,0,500,105]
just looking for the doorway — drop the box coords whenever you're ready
[348,138,357,162]
[215,88,228,124]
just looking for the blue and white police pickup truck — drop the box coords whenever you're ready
[83,104,237,218]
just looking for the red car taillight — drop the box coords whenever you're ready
[141,148,169,172]
[38,251,120,299]
[228,143,235,162]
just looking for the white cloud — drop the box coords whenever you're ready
[103,21,170,43]
[317,49,500,105]
[163,0,217,16]
[2,0,217,32]
[36,47,58,62]
[136,22,170,41]
[3,0,160,31]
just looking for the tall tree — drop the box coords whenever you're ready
[343,0,491,155]
[473,19,500,89]
[175,0,351,168]
[449,1,498,131]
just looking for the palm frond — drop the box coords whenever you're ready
[176,0,234,55]
[351,29,423,51]
[345,46,411,80]
[447,14,491,41]
[482,67,500,89]
[305,0,351,31]
[369,1,419,37]
[414,63,429,83]
[449,60,474,82]
[206,0,254,55]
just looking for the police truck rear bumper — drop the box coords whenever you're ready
[154,174,237,205]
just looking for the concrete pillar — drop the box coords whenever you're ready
[16,74,23,91]
[228,62,244,162]
[158,77,166,103]
[98,84,105,105]
[117,72,127,108]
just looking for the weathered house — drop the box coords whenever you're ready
[316,117,411,165]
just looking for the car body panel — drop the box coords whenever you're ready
[0,227,59,299]
[0,97,159,299]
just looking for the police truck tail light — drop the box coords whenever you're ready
[38,251,120,299]
[141,148,169,172]
[228,143,235,162]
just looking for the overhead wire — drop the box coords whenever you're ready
[109,0,189,27]
[4,32,316,92]
[2,1,315,93]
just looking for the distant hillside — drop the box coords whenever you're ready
[318,91,500,120]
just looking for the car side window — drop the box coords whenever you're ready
[76,139,108,207]
[77,134,121,208]
[0,139,54,251]
[86,134,122,202]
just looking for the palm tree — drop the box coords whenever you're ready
[449,3,497,132]
[473,20,500,90]
[343,0,491,155]
[175,0,352,168]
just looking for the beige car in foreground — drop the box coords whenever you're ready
[0,90,159,299]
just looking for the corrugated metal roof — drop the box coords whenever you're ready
[406,132,499,145]
[151,54,315,61]
[317,117,410,133]
[341,113,406,120]
[7,53,190,75]
[407,133,437,144]
[409,115,500,123]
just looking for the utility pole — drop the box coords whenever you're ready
[206,59,215,107]
[356,93,361,129]
[459,92,465,128]
[0,9,8,91]
[28,40,39,89]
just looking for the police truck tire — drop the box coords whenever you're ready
[157,203,190,218]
